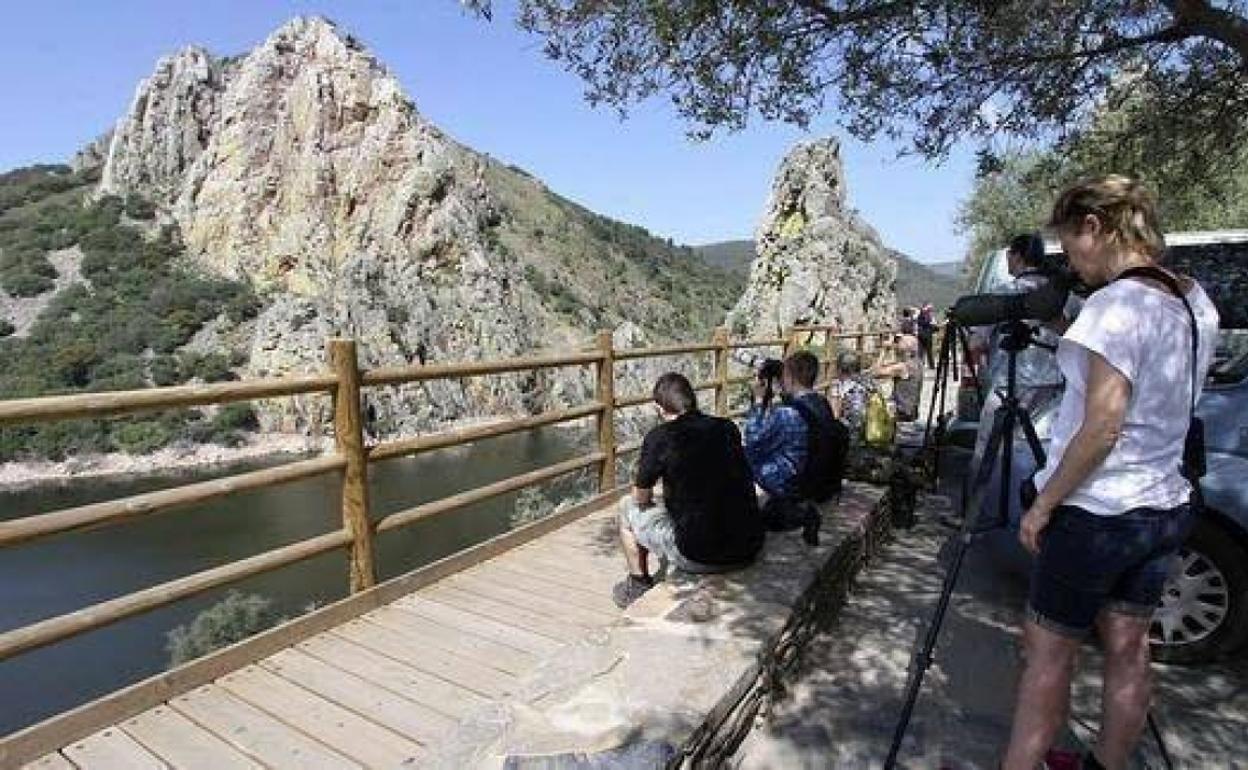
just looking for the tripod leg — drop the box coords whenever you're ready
[962,405,1007,526]
[1017,409,1047,469]
[884,488,980,768]
[922,324,955,448]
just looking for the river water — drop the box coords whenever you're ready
[0,427,591,736]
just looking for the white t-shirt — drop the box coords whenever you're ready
[1035,278,1219,515]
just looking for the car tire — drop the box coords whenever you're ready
[1150,516,1248,664]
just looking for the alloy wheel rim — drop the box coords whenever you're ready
[1151,549,1230,647]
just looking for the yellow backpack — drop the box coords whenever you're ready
[864,389,896,448]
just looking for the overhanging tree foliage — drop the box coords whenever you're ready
[466,1,1248,175]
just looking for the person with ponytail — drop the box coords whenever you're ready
[1002,176,1220,769]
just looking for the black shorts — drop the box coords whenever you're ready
[1028,502,1195,638]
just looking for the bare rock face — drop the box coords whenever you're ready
[727,138,896,337]
[99,46,226,205]
[96,17,542,433]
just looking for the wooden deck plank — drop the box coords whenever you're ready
[363,604,538,675]
[21,753,77,769]
[120,706,260,770]
[62,727,167,769]
[218,665,424,768]
[297,633,489,720]
[170,685,360,770]
[459,560,619,614]
[422,584,588,640]
[541,520,619,550]
[331,618,517,699]
[512,540,622,576]
[480,558,622,607]
[394,595,563,657]
[259,648,456,744]
[503,548,621,591]
[447,571,619,626]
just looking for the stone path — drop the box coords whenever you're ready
[731,493,1248,769]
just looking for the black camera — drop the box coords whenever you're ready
[757,358,784,408]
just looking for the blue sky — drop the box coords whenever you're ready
[0,1,976,263]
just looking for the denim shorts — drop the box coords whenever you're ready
[1028,502,1196,638]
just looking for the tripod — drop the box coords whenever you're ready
[885,320,1175,769]
[885,321,1047,768]
[921,318,981,484]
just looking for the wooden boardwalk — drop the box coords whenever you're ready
[22,504,628,770]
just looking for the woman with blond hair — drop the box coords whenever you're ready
[1002,176,1219,770]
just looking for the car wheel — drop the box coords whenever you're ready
[1150,517,1248,664]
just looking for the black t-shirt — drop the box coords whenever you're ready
[634,411,763,565]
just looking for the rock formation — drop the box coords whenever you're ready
[727,138,896,337]
[91,16,734,436]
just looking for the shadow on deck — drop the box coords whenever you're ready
[8,483,893,770]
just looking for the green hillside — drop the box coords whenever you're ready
[694,240,963,313]
[0,166,263,460]
[889,250,964,312]
[691,239,753,276]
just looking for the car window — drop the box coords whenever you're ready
[974,249,1012,294]
[1166,241,1248,329]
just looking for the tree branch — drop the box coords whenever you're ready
[793,0,908,29]
[1162,0,1248,65]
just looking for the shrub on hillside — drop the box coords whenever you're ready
[1,270,55,297]
[113,420,174,455]
[213,403,260,432]
[166,591,283,667]
[123,195,156,220]
[0,188,261,460]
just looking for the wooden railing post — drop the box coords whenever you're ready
[782,326,797,358]
[328,339,377,593]
[856,325,866,355]
[594,330,617,492]
[823,329,838,394]
[712,326,730,416]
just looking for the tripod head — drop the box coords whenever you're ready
[997,319,1056,354]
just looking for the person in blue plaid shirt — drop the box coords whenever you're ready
[744,359,809,501]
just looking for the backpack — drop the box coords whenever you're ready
[864,390,896,448]
[788,395,849,503]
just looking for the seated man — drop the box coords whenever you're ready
[614,372,763,608]
[780,350,848,504]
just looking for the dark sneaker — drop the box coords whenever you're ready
[612,575,654,609]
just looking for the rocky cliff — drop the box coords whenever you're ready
[91,17,736,436]
[727,138,896,337]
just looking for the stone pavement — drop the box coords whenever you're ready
[730,494,1248,769]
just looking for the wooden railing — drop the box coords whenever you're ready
[0,324,891,664]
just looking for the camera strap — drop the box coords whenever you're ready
[1115,265,1206,482]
